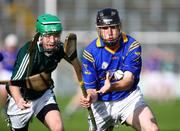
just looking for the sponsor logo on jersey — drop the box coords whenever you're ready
[102,62,108,69]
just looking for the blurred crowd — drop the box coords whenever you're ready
[140,47,180,101]
[0,33,19,108]
[0,34,18,80]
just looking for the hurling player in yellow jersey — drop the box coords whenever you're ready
[80,8,159,131]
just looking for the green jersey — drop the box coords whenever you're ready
[11,41,66,100]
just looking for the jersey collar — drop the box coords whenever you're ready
[96,37,105,47]
[37,41,44,52]
[96,32,128,48]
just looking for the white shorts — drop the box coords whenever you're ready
[6,89,57,129]
[89,87,146,131]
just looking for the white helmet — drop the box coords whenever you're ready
[4,34,18,47]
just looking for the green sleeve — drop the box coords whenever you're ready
[11,42,30,80]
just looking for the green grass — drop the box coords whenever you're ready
[1,98,180,131]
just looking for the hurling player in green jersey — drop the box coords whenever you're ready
[6,14,72,131]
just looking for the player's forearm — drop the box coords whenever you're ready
[110,71,134,91]
[110,79,133,91]
[9,85,23,103]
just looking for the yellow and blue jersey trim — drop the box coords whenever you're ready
[82,32,142,101]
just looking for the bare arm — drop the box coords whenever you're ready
[9,86,23,103]
[97,71,134,94]
[9,86,31,110]
[110,71,134,91]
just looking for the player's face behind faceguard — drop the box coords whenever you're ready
[96,8,121,47]
[41,33,61,53]
[36,14,63,53]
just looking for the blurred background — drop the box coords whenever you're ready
[0,0,180,130]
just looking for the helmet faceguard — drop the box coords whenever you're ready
[37,34,61,54]
[98,31,120,47]
[96,8,121,46]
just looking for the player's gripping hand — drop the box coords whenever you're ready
[10,85,32,110]
[97,72,111,94]
[16,98,31,110]
[80,89,97,108]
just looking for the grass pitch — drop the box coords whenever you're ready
[0,97,180,131]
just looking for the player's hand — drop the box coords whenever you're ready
[80,94,91,108]
[16,98,31,110]
[80,89,97,108]
[97,72,111,94]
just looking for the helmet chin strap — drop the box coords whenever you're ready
[99,31,121,47]
[44,48,57,57]
[104,38,119,46]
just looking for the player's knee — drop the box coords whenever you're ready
[47,120,64,131]
[49,124,64,131]
[143,122,158,131]
[151,123,159,131]
[150,118,159,131]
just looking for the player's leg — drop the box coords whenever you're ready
[122,87,158,131]
[10,123,29,131]
[117,87,158,131]
[6,97,32,131]
[88,117,114,131]
[126,105,158,131]
[89,101,115,131]
[44,109,64,131]
[36,103,64,131]
[35,89,64,131]
[0,85,8,108]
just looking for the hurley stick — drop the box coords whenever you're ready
[0,79,25,86]
[0,72,52,92]
[64,33,97,131]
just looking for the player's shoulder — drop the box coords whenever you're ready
[18,41,30,53]
[122,32,136,43]
[122,32,140,47]
[84,38,99,53]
